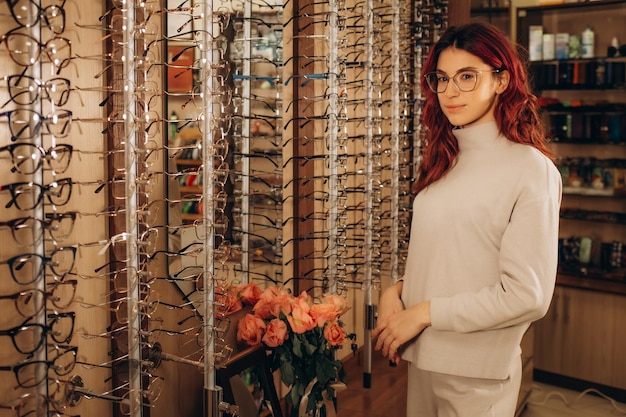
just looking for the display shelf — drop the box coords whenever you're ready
[556,271,626,296]
[517,0,626,394]
[174,155,203,223]
[515,0,626,61]
[470,1,510,35]
[181,213,203,222]
[550,139,626,145]
[520,0,626,13]
[175,158,203,166]
[529,57,626,92]
[562,186,626,197]
[558,262,625,282]
[471,6,509,14]
[560,208,626,225]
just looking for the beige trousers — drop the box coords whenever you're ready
[406,356,522,417]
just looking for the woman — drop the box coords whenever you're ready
[372,23,562,417]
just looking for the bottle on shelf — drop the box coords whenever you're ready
[170,111,179,146]
[581,25,594,58]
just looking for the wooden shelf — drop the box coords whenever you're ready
[175,158,202,166]
[471,6,509,14]
[557,272,626,296]
[520,0,626,13]
[181,213,202,222]
[560,208,626,225]
[522,1,626,393]
[563,186,626,197]
[178,186,202,194]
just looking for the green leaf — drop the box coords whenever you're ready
[315,356,335,386]
[304,342,316,356]
[292,335,303,358]
[288,385,300,406]
[281,361,295,386]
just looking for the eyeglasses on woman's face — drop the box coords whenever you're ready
[424,68,501,94]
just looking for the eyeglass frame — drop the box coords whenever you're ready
[0,178,73,211]
[0,312,76,355]
[0,212,77,246]
[0,279,78,318]
[0,246,77,285]
[424,68,502,94]
[4,0,67,34]
[0,108,73,142]
[0,345,77,388]
[0,29,72,72]
[0,143,73,175]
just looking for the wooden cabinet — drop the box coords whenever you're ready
[514,0,626,398]
[515,0,626,284]
[173,156,203,223]
[470,0,511,35]
[171,127,204,224]
[534,285,626,390]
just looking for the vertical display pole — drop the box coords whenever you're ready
[31,3,47,403]
[326,0,339,295]
[240,0,253,284]
[390,0,400,284]
[413,5,425,178]
[200,0,219,415]
[123,2,142,417]
[362,0,375,389]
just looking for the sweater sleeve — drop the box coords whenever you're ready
[430,158,562,333]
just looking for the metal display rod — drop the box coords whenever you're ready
[239,0,253,285]
[362,0,375,389]
[390,0,401,284]
[199,1,225,416]
[123,3,143,417]
[326,0,340,295]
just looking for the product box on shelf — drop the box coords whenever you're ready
[529,25,544,61]
[543,34,556,60]
[556,33,570,60]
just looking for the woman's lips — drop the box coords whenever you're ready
[444,104,465,112]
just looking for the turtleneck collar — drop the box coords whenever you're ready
[451,121,505,152]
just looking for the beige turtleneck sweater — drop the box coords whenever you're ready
[400,121,562,379]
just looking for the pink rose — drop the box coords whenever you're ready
[310,303,341,326]
[216,289,242,318]
[254,287,292,319]
[237,313,266,346]
[272,289,293,317]
[262,318,289,348]
[324,321,346,347]
[253,288,275,319]
[287,292,316,334]
[321,294,348,314]
[237,282,262,306]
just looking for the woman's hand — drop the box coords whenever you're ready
[372,281,405,363]
[373,282,431,364]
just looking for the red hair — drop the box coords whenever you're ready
[414,22,553,195]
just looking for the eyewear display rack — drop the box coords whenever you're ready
[0,1,450,417]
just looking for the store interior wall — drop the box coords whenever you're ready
[0,0,462,416]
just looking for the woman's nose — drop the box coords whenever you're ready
[443,81,461,97]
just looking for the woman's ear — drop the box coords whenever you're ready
[496,70,510,94]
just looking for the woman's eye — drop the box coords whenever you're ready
[459,72,476,81]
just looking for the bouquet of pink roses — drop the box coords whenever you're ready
[235,284,348,417]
